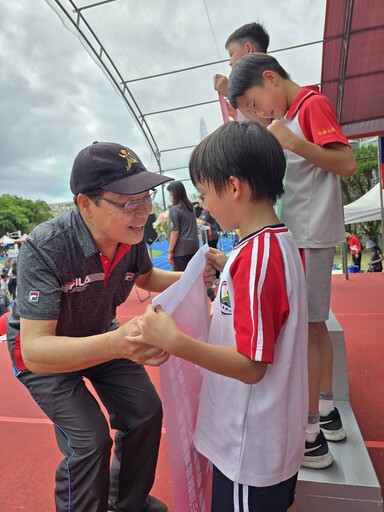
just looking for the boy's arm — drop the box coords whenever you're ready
[133,305,267,385]
[268,120,356,177]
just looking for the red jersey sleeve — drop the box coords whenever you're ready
[229,232,290,363]
[297,93,350,147]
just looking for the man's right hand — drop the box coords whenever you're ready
[115,317,169,366]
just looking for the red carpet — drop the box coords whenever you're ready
[0,274,383,510]
[330,273,384,495]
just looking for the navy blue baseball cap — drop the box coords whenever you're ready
[70,141,173,195]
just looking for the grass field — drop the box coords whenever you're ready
[333,245,372,272]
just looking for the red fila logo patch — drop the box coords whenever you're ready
[28,291,40,302]
[125,273,134,281]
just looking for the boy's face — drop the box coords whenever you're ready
[227,41,257,67]
[235,76,288,120]
[197,182,236,231]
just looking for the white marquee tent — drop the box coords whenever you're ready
[344,183,384,224]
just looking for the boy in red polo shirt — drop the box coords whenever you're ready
[228,53,356,468]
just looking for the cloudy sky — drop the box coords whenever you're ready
[1,0,326,205]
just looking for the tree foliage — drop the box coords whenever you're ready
[0,194,53,235]
[342,144,380,242]
[341,144,378,204]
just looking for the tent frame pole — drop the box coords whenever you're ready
[378,137,384,251]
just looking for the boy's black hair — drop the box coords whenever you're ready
[225,22,269,53]
[227,53,291,109]
[189,121,285,203]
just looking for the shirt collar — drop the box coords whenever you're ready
[285,87,318,121]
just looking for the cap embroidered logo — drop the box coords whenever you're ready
[119,149,138,171]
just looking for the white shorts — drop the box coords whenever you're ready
[304,247,334,323]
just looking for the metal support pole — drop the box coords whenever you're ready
[378,136,384,250]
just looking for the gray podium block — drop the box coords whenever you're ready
[295,310,383,511]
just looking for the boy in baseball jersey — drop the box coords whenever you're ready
[228,53,356,468]
[131,121,308,511]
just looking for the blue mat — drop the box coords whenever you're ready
[148,234,237,270]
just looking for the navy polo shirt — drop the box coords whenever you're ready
[7,208,152,371]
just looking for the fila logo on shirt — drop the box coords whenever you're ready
[61,273,104,293]
[124,273,134,281]
[219,281,232,316]
[28,291,40,303]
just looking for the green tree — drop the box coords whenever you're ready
[342,144,380,242]
[341,144,378,204]
[0,194,53,235]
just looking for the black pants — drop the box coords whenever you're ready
[18,359,163,512]
[8,277,17,300]
[211,465,297,512]
[352,252,361,271]
[173,253,195,271]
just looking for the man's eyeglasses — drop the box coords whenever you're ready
[99,189,157,214]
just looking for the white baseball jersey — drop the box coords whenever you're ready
[194,225,308,487]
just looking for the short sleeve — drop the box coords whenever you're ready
[17,240,62,320]
[230,233,290,363]
[138,239,153,275]
[298,94,350,147]
[169,206,181,231]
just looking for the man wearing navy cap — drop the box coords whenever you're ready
[6,142,181,512]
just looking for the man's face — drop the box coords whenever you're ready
[87,190,153,246]
[227,41,257,67]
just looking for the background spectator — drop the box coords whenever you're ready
[346,231,362,270]
[167,181,199,271]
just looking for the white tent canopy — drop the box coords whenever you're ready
[344,183,384,224]
[0,235,15,246]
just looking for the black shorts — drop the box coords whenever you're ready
[211,465,298,512]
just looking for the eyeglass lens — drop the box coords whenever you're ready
[124,190,156,213]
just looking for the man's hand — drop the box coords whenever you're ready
[123,306,179,365]
[115,317,169,366]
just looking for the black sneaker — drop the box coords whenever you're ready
[109,496,168,512]
[320,407,347,442]
[141,496,169,512]
[302,430,334,469]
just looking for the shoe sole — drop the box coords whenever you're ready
[321,426,347,442]
[301,451,334,469]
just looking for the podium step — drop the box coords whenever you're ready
[295,312,383,511]
[297,401,383,511]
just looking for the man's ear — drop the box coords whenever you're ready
[76,193,93,218]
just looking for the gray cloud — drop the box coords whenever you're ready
[0,0,326,203]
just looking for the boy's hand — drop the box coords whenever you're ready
[116,317,168,366]
[214,74,229,96]
[204,263,217,289]
[206,247,228,273]
[225,100,238,120]
[267,119,296,149]
[140,305,179,353]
